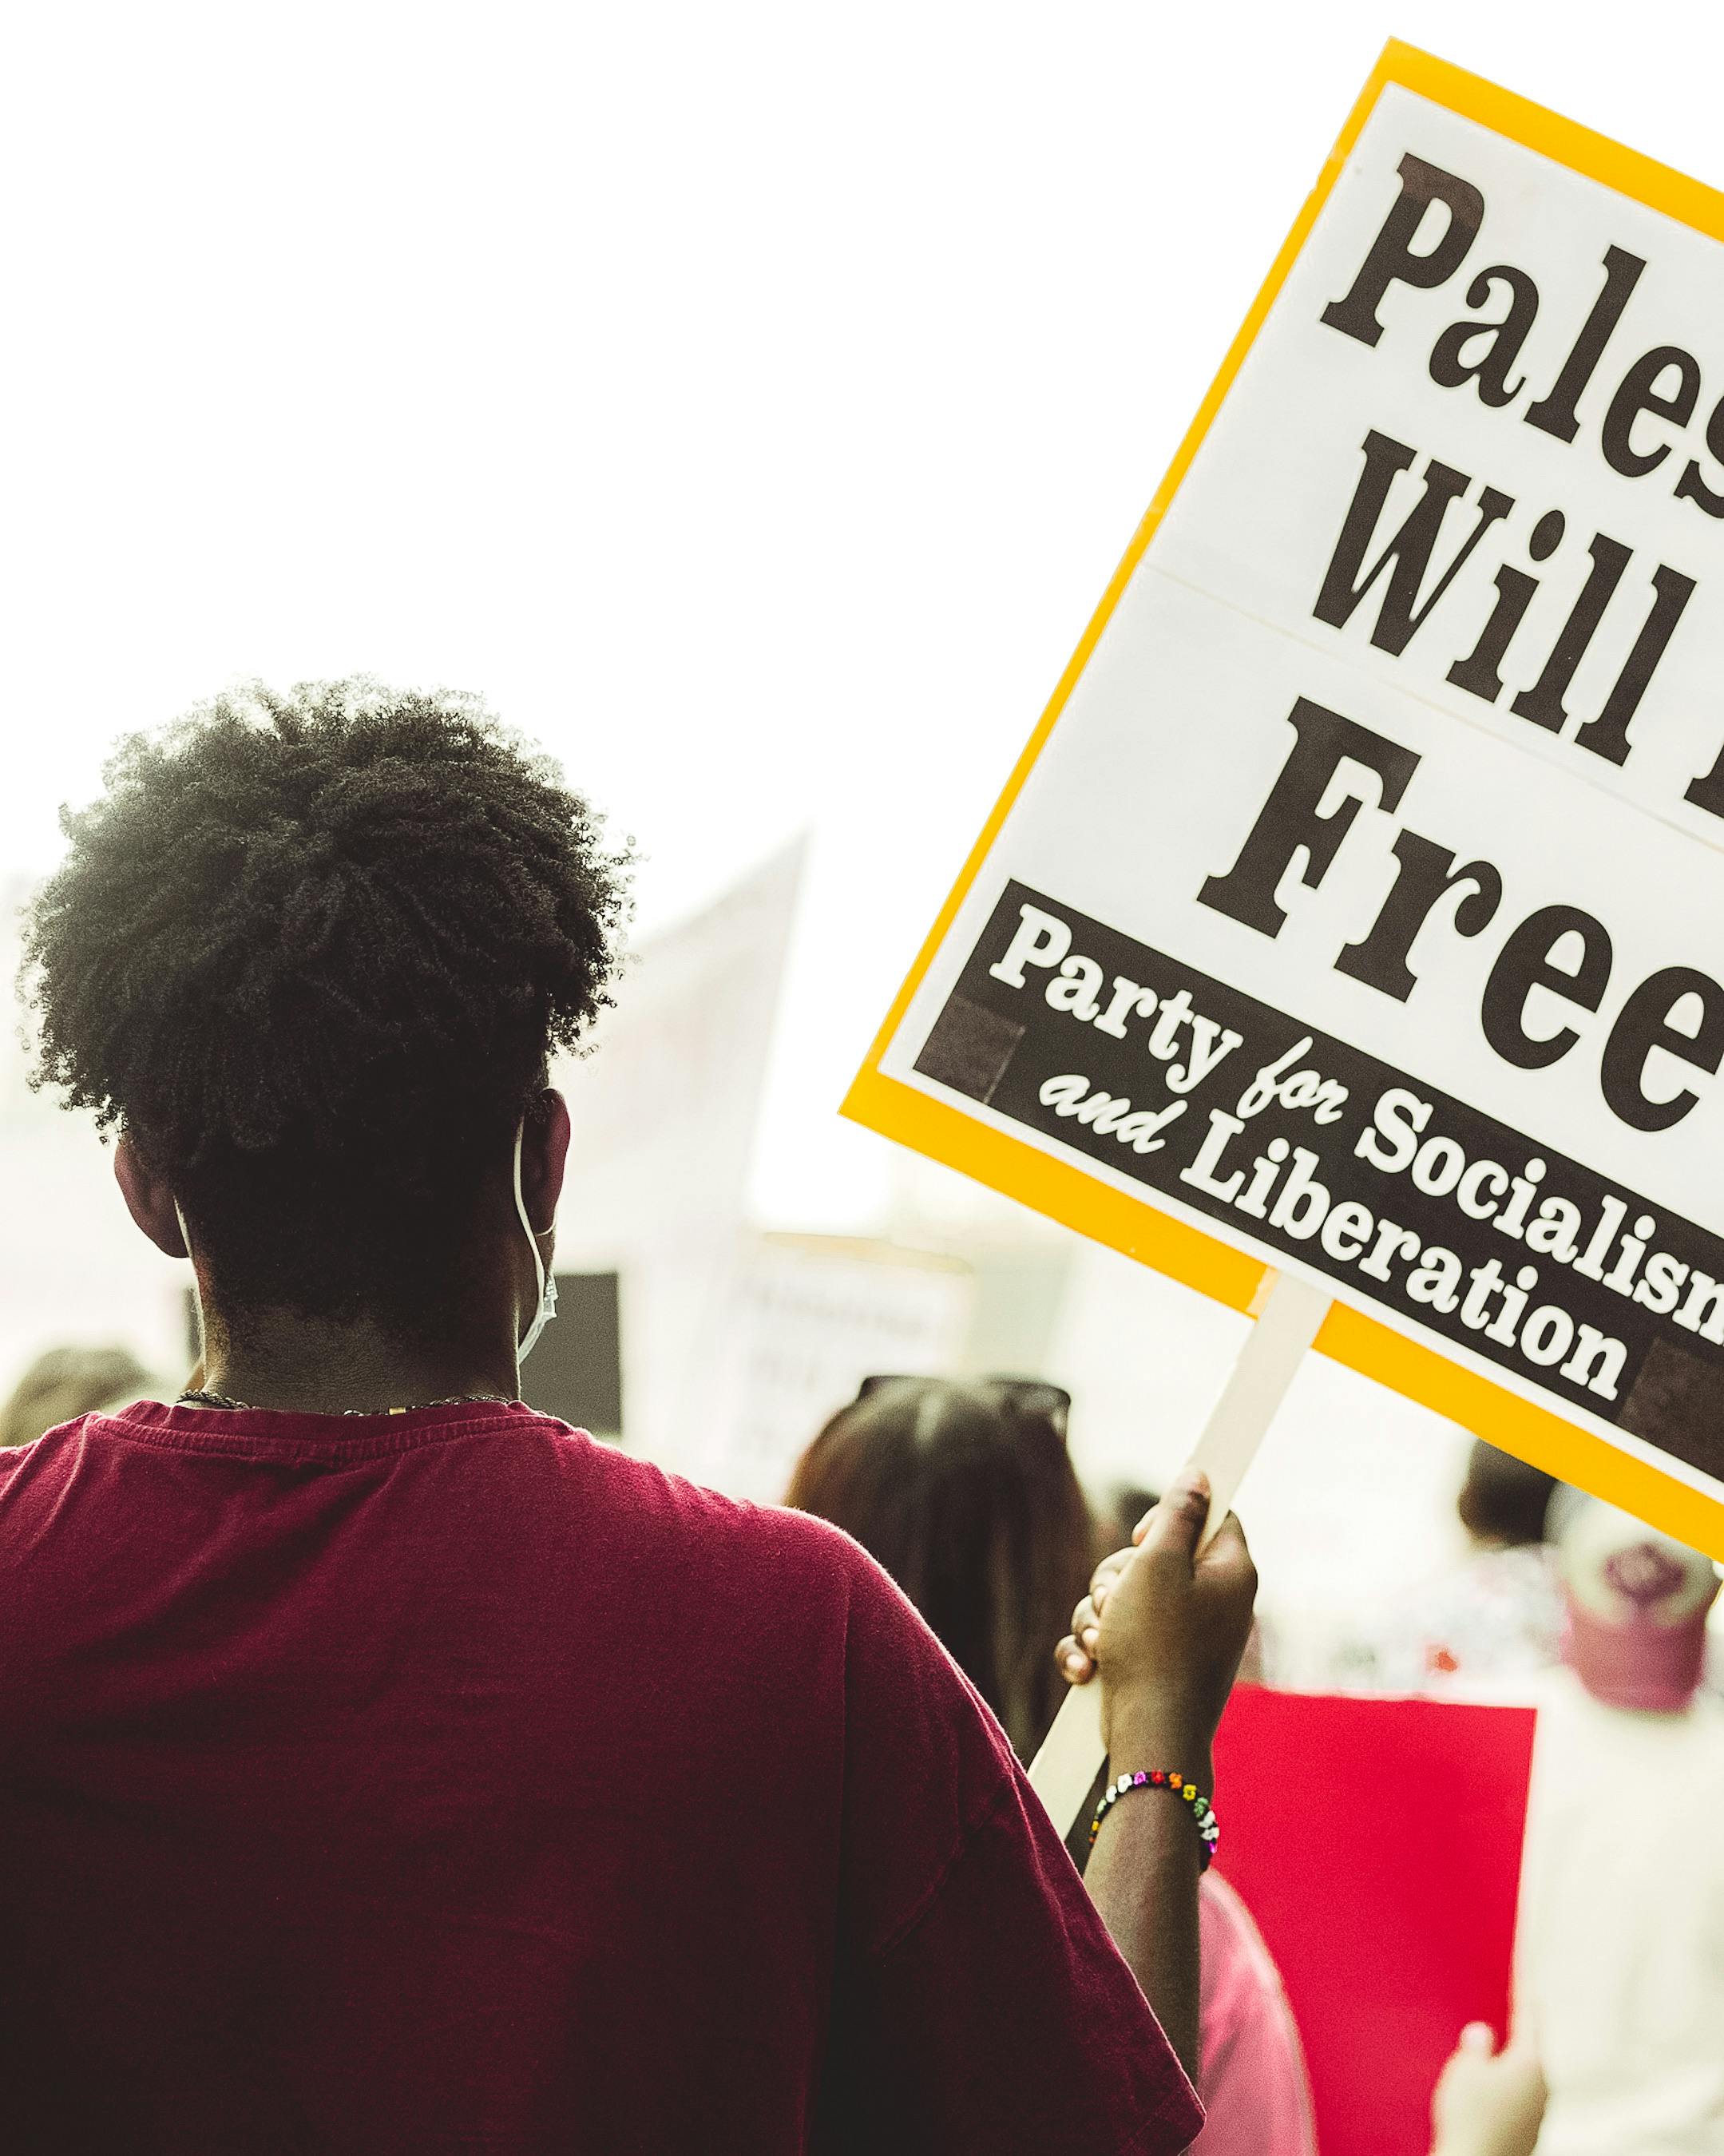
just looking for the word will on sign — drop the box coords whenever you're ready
[843,45,1724,1559]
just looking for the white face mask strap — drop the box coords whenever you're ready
[512,1124,548,1308]
[176,1145,559,1377]
[174,1199,206,1358]
[513,1119,557,1364]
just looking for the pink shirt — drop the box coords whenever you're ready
[1196,1873,1318,2156]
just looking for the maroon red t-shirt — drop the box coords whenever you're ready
[0,1400,1200,2154]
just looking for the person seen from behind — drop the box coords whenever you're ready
[1426,1493,1724,2156]
[2,680,1258,2154]
[789,1375,1316,2155]
[1325,1440,1564,1697]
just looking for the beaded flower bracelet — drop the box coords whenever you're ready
[1088,1769,1219,1870]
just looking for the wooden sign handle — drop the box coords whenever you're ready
[1027,1269,1330,1838]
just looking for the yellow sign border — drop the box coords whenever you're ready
[841,40,1724,1562]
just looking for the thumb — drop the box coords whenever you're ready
[1457,2023,1497,2057]
[1137,1469,1211,1565]
[1197,1509,1251,1576]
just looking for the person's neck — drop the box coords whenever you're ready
[195,1308,520,1415]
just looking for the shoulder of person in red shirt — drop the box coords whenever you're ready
[0,1401,1200,2156]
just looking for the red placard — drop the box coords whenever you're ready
[1212,1686,1537,2156]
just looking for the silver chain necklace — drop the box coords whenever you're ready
[176,1388,516,1418]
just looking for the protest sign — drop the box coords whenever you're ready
[696,1232,973,1500]
[1213,1686,1537,2156]
[553,843,803,1474]
[843,41,1724,1570]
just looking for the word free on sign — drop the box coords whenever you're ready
[844,43,1724,1560]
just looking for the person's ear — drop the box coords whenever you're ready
[113,1134,189,1259]
[520,1089,571,1235]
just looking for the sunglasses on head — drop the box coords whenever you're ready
[854,1373,1071,1430]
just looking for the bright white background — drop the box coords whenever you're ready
[10,2,1724,1237]
[6,2,1724,1627]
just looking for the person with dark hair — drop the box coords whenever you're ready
[24,679,628,1366]
[1456,1441,1558,1550]
[1393,1441,1566,1693]
[791,1377,1317,2156]
[2,680,1254,2154]
[1318,1438,1567,1698]
[786,1377,1096,1761]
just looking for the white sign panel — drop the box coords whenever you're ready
[846,46,1724,1560]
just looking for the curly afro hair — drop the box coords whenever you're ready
[20,679,632,1330]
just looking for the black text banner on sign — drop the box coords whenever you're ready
[842,42,1724,1571]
